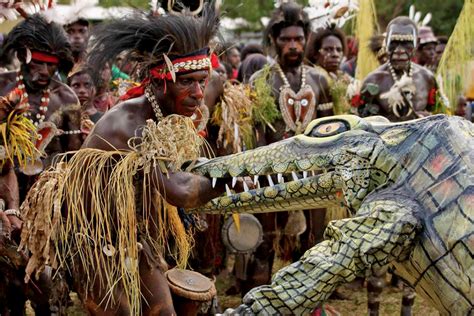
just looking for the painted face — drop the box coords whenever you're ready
[158,70,209,117]
[66,22,89,55]
[387,24,416,71]
[417,42,437,67]
[69,73,96,106]
[275,25,306,67]
[317,35,343,73]
[23,59,58,90]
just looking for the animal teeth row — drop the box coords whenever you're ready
[212,170,322,191]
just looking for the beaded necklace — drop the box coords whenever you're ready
[275,63,315,134]
[145,85,164,121]
[16,73,50,127]
[388,62,413,82]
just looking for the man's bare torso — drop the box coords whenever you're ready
[360,63,436,121]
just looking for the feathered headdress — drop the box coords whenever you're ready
[305,0,359,31]
[0,0,54,22]
[87,2,220,98]
[408,5,432,28]
[2,13,73,74]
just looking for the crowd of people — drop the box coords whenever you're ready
[0,0,472,315]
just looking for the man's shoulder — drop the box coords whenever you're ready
[363,64,390,84]
[51,79,79,105]
[0,71,16,82]
[305,65,328,81]
[95,97,147,127]
[84,97,147,150]
[413,63,436,79]
[0,71,17,95]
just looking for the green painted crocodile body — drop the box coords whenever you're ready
[189,114,473,315]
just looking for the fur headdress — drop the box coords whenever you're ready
[2,13,73,74]
[87,2,220,83]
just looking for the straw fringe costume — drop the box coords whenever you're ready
[0,91,38,170]
[19,115,202,314]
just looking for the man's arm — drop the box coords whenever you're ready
[57,84,82,151]
[0,164,22,234]
[353,73,383,117]
[84,105,226,209]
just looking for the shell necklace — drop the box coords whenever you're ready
[145,85,164,121]
[275,63,315,134]
[16,73,50,127]
[388,62,413,82]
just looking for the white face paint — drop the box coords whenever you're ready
[386,24,417,49]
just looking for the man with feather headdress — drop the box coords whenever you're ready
[18,3,234,315]
[0,11,82,315]
[351,16,444,121]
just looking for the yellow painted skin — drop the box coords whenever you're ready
[190,114,474,315]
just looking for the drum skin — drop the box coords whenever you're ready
[221,214,263,253]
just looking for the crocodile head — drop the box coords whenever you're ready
[189,115,445,215]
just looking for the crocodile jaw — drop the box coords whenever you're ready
[188,171,343,215]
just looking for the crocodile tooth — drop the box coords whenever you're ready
[253,175,259,185]
[256,181,261,189]
[212,177,217,188]
[303,171,308,179]
[232,176,237,188]
[311,170,316,177]
[225,184,232,196]
[267,175,274,187]
[277,173,283,184]
[243,181,249,192]
[291,171,299,181]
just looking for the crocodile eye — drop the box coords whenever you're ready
[311,121,349,137]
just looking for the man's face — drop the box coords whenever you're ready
[215,63,228,81]
[69,73,95,106]
[387,24,416,71]
[227,48,241,69]
[66,22,89,55]
[23,59,58,90]
[417,42,437,66]
[158,70,209,117]
[275,25,306,67]
[317,35,343,73]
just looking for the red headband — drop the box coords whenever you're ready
[120,53,220,101]
[149,53,220,80]
[31,51,60,64]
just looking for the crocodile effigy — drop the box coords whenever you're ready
[189,114,473,315]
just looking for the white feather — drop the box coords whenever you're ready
[150,0,158,11]
[413,11,421,24]
[422,13,432,26]
[409,5,415,20]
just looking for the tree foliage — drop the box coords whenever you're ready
[221,0,463,36]
[60,0,463,37]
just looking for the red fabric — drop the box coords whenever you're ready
[210,53,220,68]
[351,94,364,108]
[427,88,437,106]
[311,307,323,316]
[119,78,150,101]
[31,51,59,64]
[198,130,207,138]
